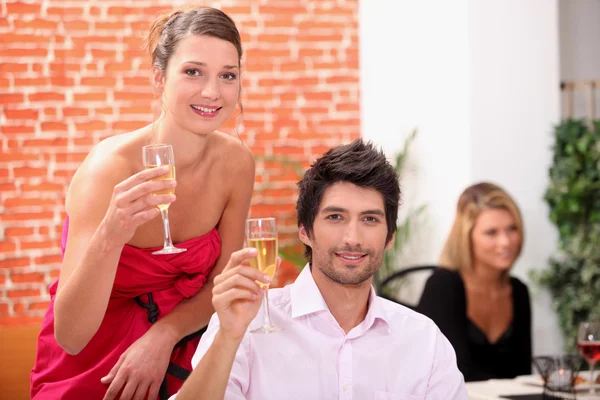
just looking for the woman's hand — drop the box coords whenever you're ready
[100,166,176,248]
[101,325,177,400]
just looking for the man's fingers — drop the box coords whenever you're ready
[214,264,271,287]
[213,288,262,308]
[221,248,259,273]
[213,273,263,296]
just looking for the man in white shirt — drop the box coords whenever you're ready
[173,139,468,400]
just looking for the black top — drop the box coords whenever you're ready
[416,268,532,382]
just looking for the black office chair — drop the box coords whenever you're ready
[378,265,438,309]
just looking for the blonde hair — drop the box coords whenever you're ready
[440,182,524,272]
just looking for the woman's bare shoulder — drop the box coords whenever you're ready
[212,131,255,172]
[66,132,144,208]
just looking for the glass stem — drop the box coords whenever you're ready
[262,286,273,328]
[591,361,596,394]
[160,207,174,249]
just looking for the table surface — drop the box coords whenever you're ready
[466,374,600,400]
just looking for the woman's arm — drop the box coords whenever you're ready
[54,147,176,354]
[514,279,533,375]
[416,269,473,380]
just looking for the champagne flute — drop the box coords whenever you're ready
[246,218,282,334]
[142,144,186,255]
[577,321,600,393]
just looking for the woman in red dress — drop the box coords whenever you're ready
[30,6,254,400]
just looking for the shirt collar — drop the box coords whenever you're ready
[290,263,392,334]
[290,264,330,318]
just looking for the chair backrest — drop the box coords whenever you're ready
[378,265,438,309]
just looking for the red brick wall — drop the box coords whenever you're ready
[0,0,360,325]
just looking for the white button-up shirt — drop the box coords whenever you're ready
[180,266,468,400]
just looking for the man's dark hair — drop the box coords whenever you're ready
[296,138,401,261]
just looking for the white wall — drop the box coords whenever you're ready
[360,0,563,356]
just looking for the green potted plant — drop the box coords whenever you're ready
[531,118,600,351]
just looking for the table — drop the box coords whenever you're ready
[466,375,600,399]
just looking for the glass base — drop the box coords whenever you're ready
[152,246,187,255]
[250,325,283,334]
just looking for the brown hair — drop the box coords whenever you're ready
[439,182,524,272]
[147,6,242,71]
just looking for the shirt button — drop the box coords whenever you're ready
[343,384,349,392]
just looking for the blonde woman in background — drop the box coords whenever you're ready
[417,182,532,382]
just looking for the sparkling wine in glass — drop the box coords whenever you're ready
[577,321,600,393]
[142,144,186,255]
[246,218,282,334]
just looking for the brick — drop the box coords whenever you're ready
[63,107,89,117]
[114,92,153,102]
[62,20,89,31]
[21,183,64,192]
[1,125,35,135]
[23,138,69,148]
[4,198,57,209]
[6,289,41,298]
[0,258,30,269]
[73,137,94,146]
[120,106,150,115]
[123,77,150,86]
[259,5,307,14]
[1,211,54,222]
[80,77,117,87]
[55,152,87,163]
[13,18,59,30]
[21,240,58,250]
[50,63,80,74]
[6,2,41,14]
[14,77,50,87]
[0,94,25,104]
[35,255,63,265]
[4,109,39,120]
[91,49,117,59]
[105,61,133,73]
[12,167,47,178]
[0,303,9,315]
[107,6,137,16]
[73,92,107,102]
[41,122,69,132]
[75,121,107,132]
[47,7,85,16]
[2,33,50,45]
[51,76,75,87]
[0,153,40,162]
[94,21,124,31]
[94,107,113,115]
[0,63,28,73]
[54,48,86,59]
[4,227,35,237]
[29,92,65,102]
[0,241,17,253]
[29,301,51,311]
[0,48,48,58]
[11,272,45,284]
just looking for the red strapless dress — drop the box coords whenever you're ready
[30,216,221,399]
